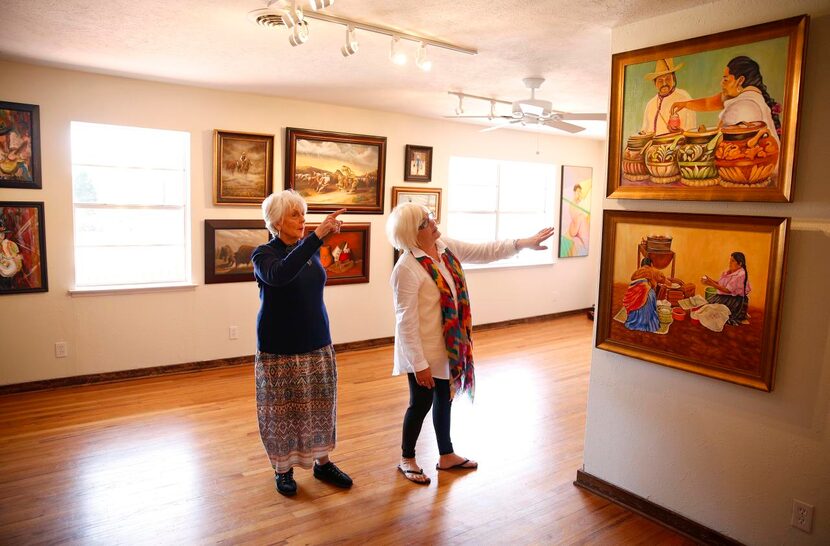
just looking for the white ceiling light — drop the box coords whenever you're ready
[341,26,358,57]
[415,42,432,72]
[390,36,407,65]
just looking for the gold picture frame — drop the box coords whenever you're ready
[213,130,274,206]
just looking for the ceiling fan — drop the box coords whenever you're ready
[446,77,606,134]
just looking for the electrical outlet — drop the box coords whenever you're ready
[229,326,239,340]
[55,342,68,358]
[791,499,814,533]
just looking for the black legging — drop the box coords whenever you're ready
[401,373,454,458]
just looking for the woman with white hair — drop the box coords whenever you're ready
[252,189,350,496]
[386,203,555,485]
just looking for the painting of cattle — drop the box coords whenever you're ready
[213,130,274,205]
[204,220,270,284]
[285,127,386,214]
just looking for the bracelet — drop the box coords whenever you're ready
[513,238,520,251]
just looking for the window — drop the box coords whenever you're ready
[447,156,557,268]
[71,122,191,289]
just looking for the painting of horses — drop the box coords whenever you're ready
[606,15,807,202]
[0,201,47,295]
[204,220,270,284]
[595,210,788,391]
[0,101,41,190]
[213,130,274,205]
[285,128,386,214]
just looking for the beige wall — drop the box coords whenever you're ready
[0,60,605,385]
[584,0,830,544]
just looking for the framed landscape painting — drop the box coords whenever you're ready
[285,127,386,214]
[596,210,788,391]
[404,144,433,182]
[0,202,47,295]
[558,166,592,258]
[213,130,274,205]
[0,101,41,190]
[303,222,370,285]
[390,186,441,222]
[607,15,808,202]
[204,220,270,284]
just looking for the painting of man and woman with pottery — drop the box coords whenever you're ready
[611,16,807,202]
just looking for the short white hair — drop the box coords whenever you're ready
[262,190,307,237]
[386,203,430,252]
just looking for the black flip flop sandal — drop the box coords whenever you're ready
[397,465,431,485]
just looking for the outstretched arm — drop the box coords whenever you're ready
[671,94,724,115]
[515,227,556,251]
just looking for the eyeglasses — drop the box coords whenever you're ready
[418,212,435,230]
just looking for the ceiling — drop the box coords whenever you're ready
[0,0,704,139]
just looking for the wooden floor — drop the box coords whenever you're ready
[0,315,693,545]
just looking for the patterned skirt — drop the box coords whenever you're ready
[255,345,338,473]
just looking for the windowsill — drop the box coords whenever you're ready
[464,260,555,272]
[69,282,198,296]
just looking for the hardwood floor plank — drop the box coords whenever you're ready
[0,316,693,545]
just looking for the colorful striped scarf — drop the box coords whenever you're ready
[416,248,475,400]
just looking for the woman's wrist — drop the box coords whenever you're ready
[513,238,521,251]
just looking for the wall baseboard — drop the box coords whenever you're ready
[0,308,591,396]
[574,469,743,546]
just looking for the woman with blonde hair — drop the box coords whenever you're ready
[386,203,555,484]
[252,189,351,496]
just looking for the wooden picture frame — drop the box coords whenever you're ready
[285,127,386,214]
[0,101,41,190]
[0,201,47,294]
[404,144,433,182]
[596,210,788,391]
[607,15,808,202]
[304,223,370,285]
[213,130,274,205]
[204,219,270,284]
[559,166,592,258]
[390,186,441,223]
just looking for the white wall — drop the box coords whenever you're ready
[583,1,830,544]
[0,60,605,385]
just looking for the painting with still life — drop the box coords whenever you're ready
[204,220,270,284]
[285,128,386,214]
[607,16,807,202]
[596,211,788,391]
[558,166,591,258]
[304,223,370,286]
[0,202,47,295]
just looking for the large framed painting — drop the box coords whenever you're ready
[596,210,788,391]
[390,186,441,222]
[303,223,370,286]
[204,220,270,284]
[558,166,592,258]
[213,130,274,205]
[285,127,386,214]
[0,101,41,190]
[0,202,47,295]
[404,144,433,182]
[607,15,808,202]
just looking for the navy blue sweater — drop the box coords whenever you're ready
[252,233,331,355]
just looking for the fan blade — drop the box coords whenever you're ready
[480,119,522,133]
[543,119,585,133]
[442,115,514,119]
[558,112,607,121]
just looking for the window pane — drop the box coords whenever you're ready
[497,213,549,240]
[75,245,187,287]
[71,122,189,170]
[448,184,498,212]
[449,156,497,186]
[73,166,186,206]
[74,207,186,247]
[446,213,496,243]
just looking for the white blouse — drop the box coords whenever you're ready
[389,237,518,379]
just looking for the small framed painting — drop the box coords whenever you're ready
[213,130,274,205]
[0,101,41,190]
[390,186,441,222]
[204,220,270,284]
[559,166,592,258]
[304,223,371,286]
[404,145,433,182]
[0,202,47,295]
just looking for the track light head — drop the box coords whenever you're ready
[415,42,432,71]
[308,0,334,10]
[455,94,464,115]
[341,26,358,57]
[390,36,407,65]
[288,20,309,46]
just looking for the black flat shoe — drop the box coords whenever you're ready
[313,461,353,488]
[275,468,297,496]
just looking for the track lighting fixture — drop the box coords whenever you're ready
[455,95,464,116]
[341,26,358,57]
[415,42,432,71]
[251,1,477,63]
